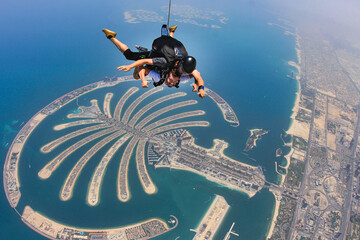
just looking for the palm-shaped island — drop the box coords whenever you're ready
[4,77,265,239]
[39,85,264,205]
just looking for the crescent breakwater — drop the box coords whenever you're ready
[21,206,176,240]
[205,88,240,127]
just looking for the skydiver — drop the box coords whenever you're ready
[135,65,194,89]
[102,25,206,99]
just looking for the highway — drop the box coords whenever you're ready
[287,91,316,240]
[337,106,360,239]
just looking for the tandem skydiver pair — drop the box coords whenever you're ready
[102,25,206,99]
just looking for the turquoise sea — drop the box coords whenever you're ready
[1,0,298,239]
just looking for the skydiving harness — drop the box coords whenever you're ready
[150,35,187,88]
[148,66,180,88]
[137,37,185,88]
[138,0,181,88]
[154,0,181,88]
[152,66,171,87]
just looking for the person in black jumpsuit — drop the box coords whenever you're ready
[102,26,205,98]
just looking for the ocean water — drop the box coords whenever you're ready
[0,0,298,239]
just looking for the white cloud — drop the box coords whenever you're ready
[209,10,224,17]
[211,25,221,29]
[124,11,140,24]
[219,17,229,24]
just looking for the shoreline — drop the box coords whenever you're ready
[266,189,281,240]
[136,139,157,195]
[205,87,240,127]
[250,128,261,147]
[243,128,269,152]
[3,112,47,207]
[21,205,174,240]
[155,162,256,198]
[266,29,302,240]
[193,195,230,240]
[154,134,264,198]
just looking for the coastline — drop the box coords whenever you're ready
[266,189,282,240]
[155,161,256,198]
[266,30,302,240]
[136,138,157,195]
[3,112,47,208]
[205,87,240,127]
[243,128,269,152]
[249,128,262,147]
[21,205,174,240]
[193,195,230,240]
[281,46,302,176]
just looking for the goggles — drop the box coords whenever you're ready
[168,76,178,84]
[167,74,180,88]
[175,62,186,77]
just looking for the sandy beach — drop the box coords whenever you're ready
[288,61,301,75]
[276,147,294,185]
[266,189,282,239]
[285,68,301,137]
[193,195,230,240]
[156,160,257,198]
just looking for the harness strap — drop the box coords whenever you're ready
[152,67,170,87]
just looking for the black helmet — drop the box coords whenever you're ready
[180,56,196,73]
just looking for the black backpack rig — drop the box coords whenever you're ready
[149,36,188,88]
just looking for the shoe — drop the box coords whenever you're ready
[169,25,178,33]
[102,28,117,39]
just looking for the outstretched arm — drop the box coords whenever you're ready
[191,69,205,99]
[138,67,152,88]
[117,59,154,72]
